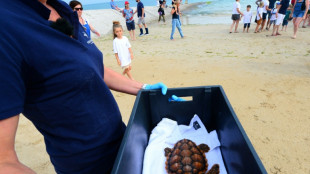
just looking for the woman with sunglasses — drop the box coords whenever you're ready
[69,0,100,37]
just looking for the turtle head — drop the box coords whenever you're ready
[198,144,210,153]
[164,147,172,157]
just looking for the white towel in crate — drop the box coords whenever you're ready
[142,114,227,174]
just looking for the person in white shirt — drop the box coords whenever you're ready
[229,0,244,33]
[255,1,264,33]
[260,0,271,31]
[267,4,279,31]
[112,21,134,80]
[243,5,253,32]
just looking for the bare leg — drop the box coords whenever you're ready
[125,68,133,80]
[230,20,236,33]
[266,18,270,29]
[132,30,136,40]
[129,30,133,40]
[247,27,249,33]
[292,17,304,38]
[261,19,266,31]
[234,20,240,32]
[272,25,279,36]
[243,26,245,32]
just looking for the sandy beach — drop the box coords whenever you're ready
[14,4,310,174]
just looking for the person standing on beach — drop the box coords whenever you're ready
[290,0,309,38]
[266,0,277,30]
[113,21,134,80]
[243,5,252,33]
[158,3,166,24]
[69,1,100,38]
[170,0,184,40]
[255,2,264,33]
[110,0,121,11]
[122,1,136,40]
[230,0,244,33]
[260,0,271,31]
[281,4,292,31]
[267,2,280,31]
[271,0,290,36]
[0,1,168,174]
[135,0,149,36]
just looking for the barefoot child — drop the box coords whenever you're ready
[267,2,279,30]
[243,5,252,32]
[113,21,134,80]
[255,1,264,33]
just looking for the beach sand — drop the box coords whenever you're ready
[15,5,310,174]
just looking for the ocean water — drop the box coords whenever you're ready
[79,0,258,24]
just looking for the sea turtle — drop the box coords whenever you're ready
[164,139,220,174]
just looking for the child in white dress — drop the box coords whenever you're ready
[113,21,134,80]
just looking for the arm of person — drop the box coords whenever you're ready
[171,6,176,15]
[104,66,143,95]
[128,47,133,60]
[114,53,121,65]
[88,24,100,37]
[276,5,281,18]
[0,115,36,174]
[255,0,260,6]
[237,8,243,16]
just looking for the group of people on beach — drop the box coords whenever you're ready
[230,0,309,38]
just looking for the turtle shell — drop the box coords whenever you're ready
[165,139,209,174]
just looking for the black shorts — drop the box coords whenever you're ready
[262,13,267,20]
[282,19,288,26]
[231,14,240,21]
[126,21,135,31]
[244,23,251,28]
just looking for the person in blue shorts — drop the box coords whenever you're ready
[122,1,136,40]
[291,0,309,38]
[0,0,167,174]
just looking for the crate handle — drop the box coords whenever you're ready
[168,95,193,102]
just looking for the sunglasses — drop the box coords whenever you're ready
[74,7,83,11]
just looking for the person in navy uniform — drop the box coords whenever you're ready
[0,0,167,173]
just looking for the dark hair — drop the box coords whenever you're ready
[69,0,82,10]
[50,18,74,37]
[112,21,123,39]
[247,5,251,8]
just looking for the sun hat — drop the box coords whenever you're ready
[125,1,129,5]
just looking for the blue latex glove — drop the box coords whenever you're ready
[168,95,186,102]
[144,82,167,95]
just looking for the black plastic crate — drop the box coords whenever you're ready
[112,86,267,174]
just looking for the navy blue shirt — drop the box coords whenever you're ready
[269,0,277,9]
[0,0,125,173]
[279,0,290,14]
[137,1,145,17]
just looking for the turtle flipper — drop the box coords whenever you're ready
[164,147,172,157]
[206,164,220,174]
[198,144,210,153]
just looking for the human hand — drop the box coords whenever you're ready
[144,82,167,95]
[117,60,121,66]
[130,54,134,60]
[168,95,186,102]
[95,32,101,37]
[0,161,36,174]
